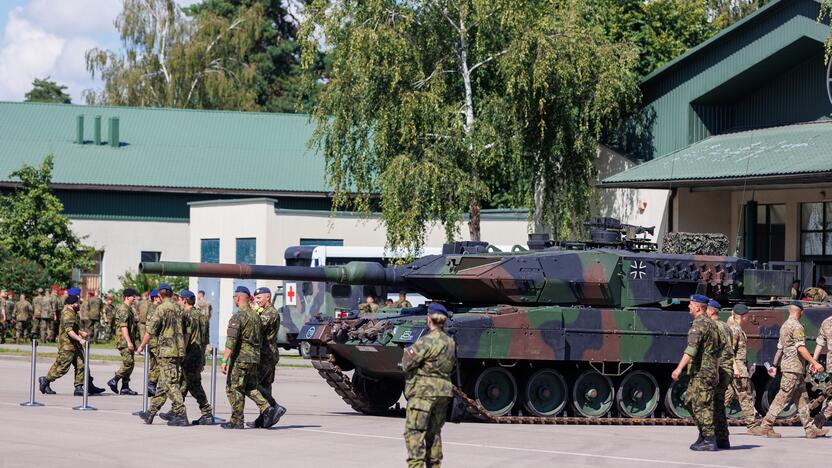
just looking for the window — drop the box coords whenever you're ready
[742,204,785,263]
[140,251,161,263]
[201,239,219,263]
[300,238,344,247]
[236,238,256,264]
[801,202,832,256]
[331,284,352,298]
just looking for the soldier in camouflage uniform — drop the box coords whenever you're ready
[13,292,33,344]
[751,302,827,438]
[5,291,14,343]
[0,290,7,344]
[395,291,413,309]
[672,294,720,451]
[32,288,44,339]
[107,288,140,395]
[246,287,286,428]
[402,303,455,468]
[142,289,160,396]
[723,304,758,430]
[37,288,55,342]
[706,299,733,449]
[196,290,212,321]
[101,295,115,341]
[173,290,214,425]
[811,311,832,430]
[220,286,281,430]
[49,289,61,342]
[136,284,190,426]
[86,291,103,343]
[358,295,379,314]
[39,290,105,396]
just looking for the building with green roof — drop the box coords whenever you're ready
[602,0,832,285]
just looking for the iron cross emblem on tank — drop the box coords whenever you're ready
[630,260,647,279]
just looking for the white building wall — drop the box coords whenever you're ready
[70,218,189,292]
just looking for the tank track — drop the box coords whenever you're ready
[311,352,828,426]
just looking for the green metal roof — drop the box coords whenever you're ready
[602,121,832,187]
[0,101,328,193]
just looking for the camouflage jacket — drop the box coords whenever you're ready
[184,306,209,361]
[196,299,212,321]
[33,295,43,317]
[57,306,81,352]
[225,305,261,365]
[358,302,379,314]
[402,328,456,399]
[147,299,187,358]
[39,296,53,319]
[777,317,806,374]
[714,319,734,374]
[79,301,88,321]
[86,297,103,320]
[145,302,159,348]
[727,321,749,378]
[0,297,5,321]
[50,295,61,315]
[5,299,14,320]
[14,300,32,321]
[257,304,280,363]
[394,299,413,308]
[137,299,150,324]
[684,314,719,381]
[816,316,832,372]
[114,303,139,350]
[102,303,114,322]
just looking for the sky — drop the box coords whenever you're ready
[0,0,199,104]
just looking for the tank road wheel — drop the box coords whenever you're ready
[616,371,659,418]
[572,370,614,418]
[351,374,402,414]
[761,377,797,419]
[664,376,690,418]
[726,384,757,420]
[522,369,568,417]
[473,367,518,416]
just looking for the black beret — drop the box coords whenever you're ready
[732,303,748,315]
[65,295,79,305]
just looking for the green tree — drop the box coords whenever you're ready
[0,245,51,294]
[0,155,94,284]
[84,0,263,109]
[118,270,188,294]
[707,0,769,30]
[24,77,72,104]
[300,0,637,249]
[185,0,326,113]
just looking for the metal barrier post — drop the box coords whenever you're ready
[210,347,225,422]
[73,340,96,411]
[132,347,149,416]
[19,337,44,407]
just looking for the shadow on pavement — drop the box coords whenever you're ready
[268,424,323,431]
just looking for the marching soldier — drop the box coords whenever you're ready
[86,291,103,343]
[402,303,456,468]
[811,309,832,430]
[220,286,281,429]
[107,289,140,395]
[723,304,758,431]
[706,299,733,449]
[39,289,105,395]
[136,284,190,426]
[247,287,286,428]
[672,294,720,451]
[751,302,827,438]
[395,291,413,309]
[167,290,214,425]
[13,292,33,344]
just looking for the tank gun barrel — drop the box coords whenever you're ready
[139,261,404,286]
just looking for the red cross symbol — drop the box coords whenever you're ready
[287,285,295,302]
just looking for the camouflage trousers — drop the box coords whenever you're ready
[714,370,732,441]
[405,396,450,468]
[100,320,112,341]
[84,320,100,342]
[182,354,212,416]
[148,347,159,384]
[685,375,716,438]
[725,376,757,428]
[39,318,54,342]
[762,371,812,429]
[258,358,278,407]
[226,361,270,425]
[149,357,186,417]
[0,321,6,343]
[115,347,135,385]
[14,320,30,343]
[815,396,832,427]
[138,323,146,341]
[46,348,85,387]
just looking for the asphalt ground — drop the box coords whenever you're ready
[0,355,829,468]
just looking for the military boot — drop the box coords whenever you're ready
[193,414,215,425]
[120,386,138,396]
[690,437,717,451]
[146,382,157,397]
[107,376,120,394]
[137,411,154,424]
[167,415,191,427]
[689,435,703,450]
[750,425,781,438]
[220,421,244,429]
[245,415,263,428]
[805,426,828,439]
[38,376,55,395]
[74,385,85,396]
[159,411,174,421]
[716,439,731,450]
[88,377,105,395]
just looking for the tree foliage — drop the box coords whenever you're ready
[0,155,94,284]
[0,245,51,294]
[185,0,325,113]
[118,270,188,294]
[24,77,72,104]
[300,0,638,249]
[84,0,264,109]
[707,0,769,30]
